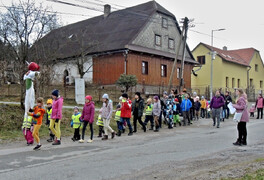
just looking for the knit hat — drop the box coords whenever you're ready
[46,99,53,104]
[174,98,179,102]
[163,91,168,95]
[51,89,59,97]
[122,93,128,99]
[74,106,79,110]
[102,93,109,99]
[153,96,159,100]
[183,88,187,93]
[201,96,205,99]
[28,62,40,71]
[135,92,141,97]
[119,96,123,101]
[85,95,92,101]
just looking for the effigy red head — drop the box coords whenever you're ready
[28,62,40,71]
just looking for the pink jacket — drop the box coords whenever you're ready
[51,97,64,120]
[233,95,249,122]
[256,97,264,108]
[81,102,95,123]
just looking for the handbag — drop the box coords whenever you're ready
[233,112,243,122]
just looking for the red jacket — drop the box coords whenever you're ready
[121,100,132,118]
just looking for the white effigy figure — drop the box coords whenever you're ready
[23,62,40,134]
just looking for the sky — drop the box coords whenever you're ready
[1,0,264,59]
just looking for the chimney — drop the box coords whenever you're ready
[104,4,111,18]
[223,46,227,51]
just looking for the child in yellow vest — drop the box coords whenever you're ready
[22,115,34,145]
[96,112,105,137]
[115,96,123,136]
[46,99,55,142]
[71,106,82,141]
[144,98,154,130]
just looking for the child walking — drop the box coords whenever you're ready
[194,96,201,120]
[120,93,133,136]
[79,95,94,143]
[173,98,181,127]
[153,96,161,132]
[100,94,115,140]
[28,97,45,150]
[71,106,82,141]
[115,97,123,136]
[181,94,192,126]
[249,104,255,117]
[96,112,104,138]
[50,89,64,145]
[46,99,55,142]
[22,114,34,145]
[144,98,154,130]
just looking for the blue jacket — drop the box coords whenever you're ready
[181,99,192,112]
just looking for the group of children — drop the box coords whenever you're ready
[22,90,216,150]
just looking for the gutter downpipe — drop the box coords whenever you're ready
[124,50,128,75]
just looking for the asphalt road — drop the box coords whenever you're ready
[0,118,263,180]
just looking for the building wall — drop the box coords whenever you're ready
[92,52,193,89]
[249,51,264,91]
[93,53,125,85]
[52,56,93,85]
[131,12,192,59]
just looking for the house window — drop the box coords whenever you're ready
[232,78,235,88]
[255,64,258,72]
[250,78,253,87]
[161,64,167,77]
[168,38,174,49]
[177,68,180,78]
[197,56,205,64]
[162,17,168,28]
[142,61,148,75]
[155,34,161,46]
[226,77,229,87]
[237,79,240,88]
[260,81,263,88]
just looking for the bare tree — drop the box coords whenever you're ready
[0,0,59,108]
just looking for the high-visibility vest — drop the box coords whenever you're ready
[22,116,33,129]
[114,110,121,121]
[72,113,82,129]
[145,104,153,116]
[47,108,52,121]
[96,115,104,126]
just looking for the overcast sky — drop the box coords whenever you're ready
[1,0,264,59]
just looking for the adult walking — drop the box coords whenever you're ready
[132,92,146,133]
[233,89,249,146]
[101,94,115,140]
[255,94,264,119]
[210,90,225,128]
[224,91,232,119]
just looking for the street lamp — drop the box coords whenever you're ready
[210,28,225,100]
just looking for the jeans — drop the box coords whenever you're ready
[212,108,221,127]
[120,118,132,131]
[225,108,230,119]
[144,115,154,128]
[82,121,93,140]
[201,108,206,118]
[257,108,263,119]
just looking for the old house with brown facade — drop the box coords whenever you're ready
[31,1,197,93]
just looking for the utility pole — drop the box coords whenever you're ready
[167,18,186,93]
[179,17,189,93]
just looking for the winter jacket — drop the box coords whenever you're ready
[210,96,225,109]
[194,101,201,111]
[255,97,264,108]
[100,100,113,120]
[132,98,145,117]
[233,95,249,122]
[121,100,132,118]
[81,102,95,123]
[225,95,232,107]
[153,100,161,116]
[181,99,192,112]
[29,105,45,125]
[173,103,181,115]
[201,99,207,109]
[51,96,64,120]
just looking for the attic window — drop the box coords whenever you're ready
[155,34,161,46]
[168,38,174,49]
[197,56,205,64]
[255,64,258,72]
[162,17,168,28]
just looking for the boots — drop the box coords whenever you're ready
[143,125,146,132]
[233,139,241,146]
[47,134,54,142]
[179,122,182,126]
[241,139,247,146]
[111,131,115,139]
[97,131,102,138]
[154,126,159,132]
[128,129,133,136]
[149,125,154,130]
[117,130,121,137]
[102,135,108,140]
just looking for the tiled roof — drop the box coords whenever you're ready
[200,43,256,67]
